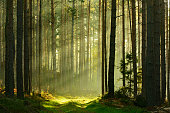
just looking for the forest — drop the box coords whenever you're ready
[0,0,170,112]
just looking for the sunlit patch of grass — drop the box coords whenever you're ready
[52,96,99,105]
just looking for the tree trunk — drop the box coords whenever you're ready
[17,0,24,98]
[51,0,56,90]
[71,0,75,79]
[29,0,33,94]
[24,0,29,94]
[168,0,170,102]
[161,0,166,103]
[165,0,169,103]
[102,0,105,95]
[108,0,116,97]
[39,0,42,95]
[142,0,146,97]
[36,0,39,89]
[132,0,137,97]
[97,0,101,91]
[138,0,141,67]
[153,0,161,105]
[87,0,90,87]
[5,0,15,97]
[146,0,155,106]
[104,0,107,92]
[122,0,125,87]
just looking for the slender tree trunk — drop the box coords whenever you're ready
[87,0,90,86]
[0,5,2,78]
[122,0,125,87]
[51,0,56,90]
[29,0,33,94]
[108,0,116,97]
[102,0,105,95]
[104,0,107,92]
[132,0,137,97]
[128,0,132,96]
[75,1,78,87]
[17,0,24,98]
[138,0,141,67]
[39,0,42,95]
[165,0,169,102]
[24,0,29,94]
[98,0,101,91]
[142,0,146,97]
[161,0,166,102]
[71,0,75,79]
[168,0,170,102]
[36,0,39,89]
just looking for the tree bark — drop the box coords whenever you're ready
[108,0,116,97]
[161,0,166,103]
[39,0,42,95]
[5,0,15,97]
[122,0,125,87]
[142,0,146,98]
[29,0,33,94]
[132,0,137,97]
[153,0,161,105]
[17,0,24,98]
[24,0,29,94]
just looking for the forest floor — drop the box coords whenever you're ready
[0,93,151,113]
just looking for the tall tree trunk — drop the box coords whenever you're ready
[17,0,24,98]
[29,0,33,94]
[51,0,56,90]
[153,0,161,105]
[142,0,146,97]
[168,0,170,102]
[102,0,105,95]
[138,0,141,67]
[75,1,78,87]
[104,0,107,92]
[87,0,90,86]
[36,0,39,89]
[165,0,168,102]
[24,0,29,94]
[5,0,15,97]
[132,0,137,97]
[161,0,166,102]
[0,4,2,78]
[108,0,116,97]
[39,0,42,95]
[122,0,125,87]
[146,0,155,106]
[71,0,75,79]
[98,0,101,91]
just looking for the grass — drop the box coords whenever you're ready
[0,95,149,113]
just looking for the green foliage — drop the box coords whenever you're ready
[67,7,77,16]
[114,87,131,99]
[119,53,143,96]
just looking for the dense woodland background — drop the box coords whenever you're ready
[0,0,170,107]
